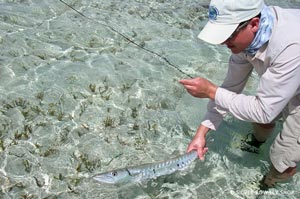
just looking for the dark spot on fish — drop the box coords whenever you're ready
[126,168,133,176]
[112,171,118,176]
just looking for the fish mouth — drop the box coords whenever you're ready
[93,175,115,184]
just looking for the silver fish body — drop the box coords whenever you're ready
[93,151,198,184]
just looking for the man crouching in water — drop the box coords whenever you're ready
[180,0,300,189]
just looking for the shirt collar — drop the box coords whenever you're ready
[246,42,268,62]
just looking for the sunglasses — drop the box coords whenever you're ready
[227,20,250,40]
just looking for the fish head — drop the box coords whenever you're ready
[93,169,130,184]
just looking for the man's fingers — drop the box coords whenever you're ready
[179,79,194,85]
[187,147,193,153]
[198,147,208,161]
[197,148,203,159]
[182,84,194,91]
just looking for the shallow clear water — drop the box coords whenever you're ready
[0,0,300,198]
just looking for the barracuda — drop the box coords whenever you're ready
[93,151,198,184]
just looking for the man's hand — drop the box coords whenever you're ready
[187,125,210,160]
[187,135,208,161]
[179,77,218,100]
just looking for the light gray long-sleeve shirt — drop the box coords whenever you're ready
[202,6,300,131]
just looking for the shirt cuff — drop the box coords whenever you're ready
[201,120,217,131]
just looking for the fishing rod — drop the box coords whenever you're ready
[59,0,193,78]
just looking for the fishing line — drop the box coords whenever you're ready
[59,0,193,78]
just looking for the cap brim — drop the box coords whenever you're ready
[198,22,239,44]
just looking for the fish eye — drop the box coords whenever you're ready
[111,171,118,176]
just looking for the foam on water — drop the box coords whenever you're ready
[0,0,300,198]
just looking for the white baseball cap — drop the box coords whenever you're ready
[198,0,264,44]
